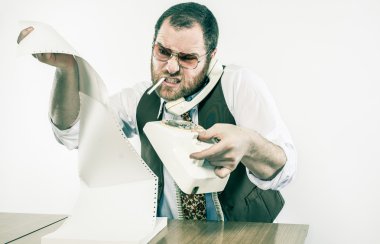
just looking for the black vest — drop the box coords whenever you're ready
[136,78,284,222]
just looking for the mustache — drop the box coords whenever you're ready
[159,72,182,81]
[162,69,181,77]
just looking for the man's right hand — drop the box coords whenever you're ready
[17,26,77,71]
[17,26,81,130]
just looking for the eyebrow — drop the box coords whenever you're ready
[157,42,200,57]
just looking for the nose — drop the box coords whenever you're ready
[166,55,180,74]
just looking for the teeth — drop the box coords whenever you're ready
[166,78,179,84]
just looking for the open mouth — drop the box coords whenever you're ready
[164,77,180,84]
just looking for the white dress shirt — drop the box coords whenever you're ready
[51,64,297,219]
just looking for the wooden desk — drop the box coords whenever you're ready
[0,213,67,244]
[0,213,308,244]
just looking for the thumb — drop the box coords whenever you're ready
[197,125,219,141]
[17,26,34,44]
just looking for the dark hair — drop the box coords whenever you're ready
[153,2,219,52]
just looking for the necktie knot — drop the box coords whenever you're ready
[181,111,192,122]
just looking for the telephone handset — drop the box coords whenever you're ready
[165,57,224,116]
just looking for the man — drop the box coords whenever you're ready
[17,2,296,222]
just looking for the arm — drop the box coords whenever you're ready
[190,124,286,179]
[190,65,296,189]
[49,59,80,129]
[17,27,80,130]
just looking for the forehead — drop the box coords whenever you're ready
[156,18,206,54]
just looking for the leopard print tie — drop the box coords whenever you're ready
[180,111,207,220]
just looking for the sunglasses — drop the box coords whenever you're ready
[152,42,209,69]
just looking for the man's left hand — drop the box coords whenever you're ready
[190,123,252,178]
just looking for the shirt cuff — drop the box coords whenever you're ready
[51,119,80,150]
[245,142,297,190]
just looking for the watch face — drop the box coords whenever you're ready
[162,120,204,131]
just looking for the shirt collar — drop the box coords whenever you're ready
[156,90,201,119]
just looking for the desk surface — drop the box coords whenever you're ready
[1,213,308,244]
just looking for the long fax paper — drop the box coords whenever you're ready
[18,21,166,243]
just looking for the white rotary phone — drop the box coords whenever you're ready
[144,57,229,194]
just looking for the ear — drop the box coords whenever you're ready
[152,36,156,46]
[210,48,217,59]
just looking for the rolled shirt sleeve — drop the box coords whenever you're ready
[221,65,297,190]
[50,80,151,150]
[51,119,80,150]
[246,141,297,190]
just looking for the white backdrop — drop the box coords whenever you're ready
[0,1,379,243]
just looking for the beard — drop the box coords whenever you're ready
[150,56,210,101]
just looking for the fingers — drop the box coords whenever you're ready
[16,26,54,64]
[214,167,232,178]
[17,26,34,44]
[32,53,54,66]
[33,53,53,63]
[190,141,226,160]
[190,143,237,179]
[17,26,54,65]
[197,124,220,141]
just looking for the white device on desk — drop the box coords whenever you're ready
[143,120,230,194]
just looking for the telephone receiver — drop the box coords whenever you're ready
[165,57,224,116]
